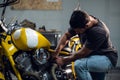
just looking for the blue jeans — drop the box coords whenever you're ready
[74,55,113,80]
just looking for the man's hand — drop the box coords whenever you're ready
[51,49,59,60]
[56,56,64,66]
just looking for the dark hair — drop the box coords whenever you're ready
[69,10,90,29]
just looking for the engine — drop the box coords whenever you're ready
[14,48,74,80]
[32,48,50,66]
[52,64,74,80]
[14,48,51,80]
[14,51,33,72]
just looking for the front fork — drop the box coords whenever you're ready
[1,35,23,80]
[8,56,22,80]
[0,61,5,80]
[0,55,12,80]
[2,55,21,80]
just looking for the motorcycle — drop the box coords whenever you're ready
[0,0,78,80]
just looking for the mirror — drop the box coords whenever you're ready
[0,0,19,7]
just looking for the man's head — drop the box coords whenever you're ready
[69,10,90,29]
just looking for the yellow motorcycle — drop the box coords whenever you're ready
[0,0,77,80]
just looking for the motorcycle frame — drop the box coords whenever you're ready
[0,33,22,80]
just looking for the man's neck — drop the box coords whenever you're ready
[88,16,98,28]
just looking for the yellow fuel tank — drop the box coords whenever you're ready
[11,28,51,51]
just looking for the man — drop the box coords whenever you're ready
[55,10,118,80]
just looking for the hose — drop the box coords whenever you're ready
[51,63,58,80]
